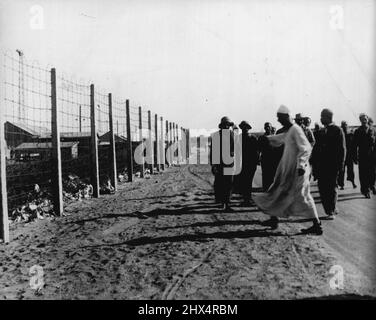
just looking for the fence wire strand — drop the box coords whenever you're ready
[1,51,185,216]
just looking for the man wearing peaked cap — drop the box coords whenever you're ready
[235,120,259,206]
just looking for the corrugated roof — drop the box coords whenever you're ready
[15,141,79,150]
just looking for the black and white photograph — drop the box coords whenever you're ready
[0,0,375,304]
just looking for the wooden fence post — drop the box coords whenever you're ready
[154,113,160,172]
[108,93,117,191]
[51,68,63,215]
[176,124,180,165]
[138,106,144,178]
[147,110,154,174]
[197,136,201,164]
[126,100,133,182]
[0,93,9,243]
[180,126,185,164]
[173,122,176,165]
[160,116,165,171]
[169,122,173,166]
[187,129,190,161]
[165,120,169,167]
[90,84,100,198]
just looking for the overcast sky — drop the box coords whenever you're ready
[1,0,375,133]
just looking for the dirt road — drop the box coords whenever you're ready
[0,164,375,299]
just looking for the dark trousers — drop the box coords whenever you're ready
[337,161,355,187]
[359,158,375,194]
[238,166,257,202]
[214,172,233,205]
[318,170,339,215]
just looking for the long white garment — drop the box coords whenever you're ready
[253,124,319,219]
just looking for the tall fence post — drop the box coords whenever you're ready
[0,96,9,243]
[154,113,160,172]
[126,100,133,182]
[108,93,117,191]
[160,116,165,171]
[184,128,188,162]
[90,84,100,198]
[138,106,144,178]
[173,122,176,165]
[147,110,154,174]
[180,126,185,164]
[187,129,190,161]
[176,123,180,165]
[165,120,169,167]
[51,68,63,216]
[169,122,173,166]
[197,136,201,164]
[172,123,175,165]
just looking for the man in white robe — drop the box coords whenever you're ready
[253,105,323,235]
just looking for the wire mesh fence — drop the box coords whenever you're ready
[2,51,53,216]
[0,50,190,241]
[58,75,92,200]
[95,90,112,186]
[112,97,128,182]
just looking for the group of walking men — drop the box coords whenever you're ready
[210,106,376,235]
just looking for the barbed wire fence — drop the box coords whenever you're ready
[2,51,54,224]
[58,75,93,202]
[0,50,190,243]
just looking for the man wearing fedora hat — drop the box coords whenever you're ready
[210,116,235,211]
[236,120,259,206]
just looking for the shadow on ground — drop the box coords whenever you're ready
[82,227,298,249]
[303,294,376,300]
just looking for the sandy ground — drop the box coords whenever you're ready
[0,164,375,300]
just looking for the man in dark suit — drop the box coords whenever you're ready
[337,121,357,189]
[210,116,235,211]
[236,121,259,206]
[368,117,376,193]
[312,109,346,219]
[353,113,376,198]
[258,122,280,191]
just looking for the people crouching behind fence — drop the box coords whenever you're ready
[209,109,376,219]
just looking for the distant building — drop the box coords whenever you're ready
[4,121,50,149]
[14,141,79,161]
[99,132,127,144]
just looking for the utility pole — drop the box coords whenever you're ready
[16,49,25,122]
[79,105,82,133]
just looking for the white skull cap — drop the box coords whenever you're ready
[277,104,291,115]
